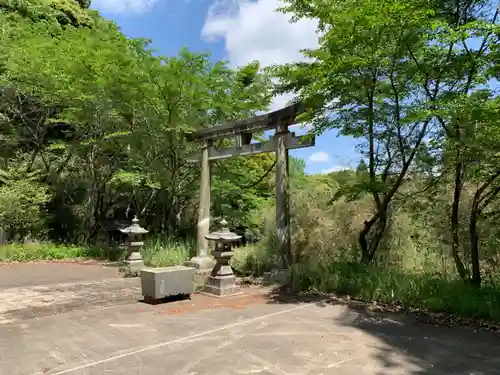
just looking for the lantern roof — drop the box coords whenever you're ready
[204,219,241,243]
[120,216,149,235]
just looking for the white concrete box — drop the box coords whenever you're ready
[140,266,196,300]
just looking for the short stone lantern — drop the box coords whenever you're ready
[119,216,148,276]
[203,219,241,297]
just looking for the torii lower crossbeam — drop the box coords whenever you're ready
[187,133,313,162]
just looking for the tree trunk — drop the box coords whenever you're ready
[469,208,481,287]
[467,170,500,288]
[369,215,388,262]
[359,214,387,263]
[359,216,376,263]
[451,159,468,280]
[469,189,482,287]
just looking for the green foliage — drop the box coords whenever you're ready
[0,0,94,27]
[289,156,308,188]
[0,243,104,261]
[247,171,372,265]
[397,0,500,284]
[212,153,275,229]
[230,244,275,277]
[76,0,90,8]
[245,166,500,320]
[0,179,51,239]
[269,0,500,281]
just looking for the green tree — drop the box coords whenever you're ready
[0,3,273,243]
[273,0,500,284]
[126,49,272,234]
[405,0,500,285]
[272,0,437,262]
[356,160,368,176]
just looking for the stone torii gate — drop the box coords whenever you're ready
[186,102,315,278]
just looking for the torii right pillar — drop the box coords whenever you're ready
[267,122,292,284]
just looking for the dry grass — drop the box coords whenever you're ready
[234,177,500,321]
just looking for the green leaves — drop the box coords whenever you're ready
[212,153,276,229]
[0,0,94,27]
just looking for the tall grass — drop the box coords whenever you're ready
[141,236,194,268]
[291,261,500,321]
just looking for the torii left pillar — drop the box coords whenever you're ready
[186,139,216,280]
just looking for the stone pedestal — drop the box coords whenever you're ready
[204,275,240,297]
[263,253,291,285]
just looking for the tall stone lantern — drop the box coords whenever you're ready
[203,219,241,297]
[120,216,148,275]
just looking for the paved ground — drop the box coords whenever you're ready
[1,263,500,375]
[0,262,120,288]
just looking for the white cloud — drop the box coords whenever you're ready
[320,165,352,174]
[309,151,329,163]
[203,0,319,112]
[289,122,312,135]
[267,91,296,112]
[92,0,160,14]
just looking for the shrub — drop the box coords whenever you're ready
[0,180,51,241]
[231,243,274,276]
[252,180,373,265]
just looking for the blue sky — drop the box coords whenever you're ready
[90,0,361,174]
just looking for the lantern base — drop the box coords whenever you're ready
[202,275,241,297]
[120,252,145,276]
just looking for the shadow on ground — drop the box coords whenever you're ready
[265,286,500,375]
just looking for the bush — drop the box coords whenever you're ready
[231,244,274,276]
[252,179,373,265]
[0,180,51,241]
[141,236,194,268]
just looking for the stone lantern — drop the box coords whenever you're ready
[120,216,148,275]
[203,219,241,297]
